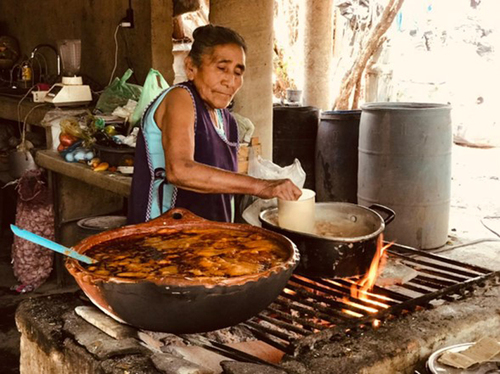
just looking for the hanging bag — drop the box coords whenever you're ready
[130,68,169,127]
[11,170,55,291]
[95,69,143,114]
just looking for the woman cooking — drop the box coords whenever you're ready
[128,24,301,224]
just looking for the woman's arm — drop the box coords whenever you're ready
[154,87,301,201]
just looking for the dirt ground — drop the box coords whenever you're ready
[0,143,498,374]
[443,144,500,269]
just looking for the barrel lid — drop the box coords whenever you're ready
[273,105,320,112]
[77,215,127,231]
[321,110,362,119]
[361,102,451,111]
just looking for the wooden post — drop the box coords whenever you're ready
[303,0,334,110]
[209,0,274,160]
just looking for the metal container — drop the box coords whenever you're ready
[358,102,452,249]
[66,208,299,333]
[93,143,135,167]
[259,202,395,278]
[75,215,127,243]
[8,150,37,179]
[426,341,500,373]
[315,110,361,203]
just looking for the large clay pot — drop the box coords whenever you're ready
[66,208,299,333]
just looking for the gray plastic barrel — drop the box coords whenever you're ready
[357,102,452,249]
[315,110,361,203]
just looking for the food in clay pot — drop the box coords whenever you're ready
[66,208,299,333]
[83,228,291,280]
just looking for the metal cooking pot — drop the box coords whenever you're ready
[259,203,395,278]
[66,208,299,333]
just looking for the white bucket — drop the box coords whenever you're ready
[278,188,316,234]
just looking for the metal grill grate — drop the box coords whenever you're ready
[240,243,499,355]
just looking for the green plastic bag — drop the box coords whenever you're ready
[96,69,142,114]
[130,68,169,126]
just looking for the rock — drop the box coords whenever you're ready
[220,360,287,374]
[151,352,214,374]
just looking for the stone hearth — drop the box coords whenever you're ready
[15,269,500,374]
[10,146,500,374]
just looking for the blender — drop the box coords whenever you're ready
[44,39,92,106]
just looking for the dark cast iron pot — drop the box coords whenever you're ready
[259,203,395,278]
[66,208,299,333]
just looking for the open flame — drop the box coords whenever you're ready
[340,235,394,320]
[282,238,394,329]
[350,235,393,300]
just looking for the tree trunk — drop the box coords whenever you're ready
[334,0,405,110]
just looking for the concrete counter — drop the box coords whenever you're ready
[0,95,52,126]
[35,150,131,198]
[33,151,131,285]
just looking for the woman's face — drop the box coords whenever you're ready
[186,43,246,109]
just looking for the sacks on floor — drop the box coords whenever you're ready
[11,169,55,292]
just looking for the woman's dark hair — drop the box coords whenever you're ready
[188,24,247,67]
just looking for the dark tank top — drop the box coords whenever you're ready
[127,81,239,224]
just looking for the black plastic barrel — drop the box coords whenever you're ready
[315,110,361,203]
[273,106,320,190]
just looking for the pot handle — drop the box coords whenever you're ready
[147,207,208,226]
[368,204,396,226]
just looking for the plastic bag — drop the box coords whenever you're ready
[248,154,306,188]
[243,154,306,227]
[96,69,142,114]
[60,117,85,139]
[41,108,91,151]
[130,68,169,126]
[232,112,255,143]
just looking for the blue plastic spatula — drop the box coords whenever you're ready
[10,224,97,264]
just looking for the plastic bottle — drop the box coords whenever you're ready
[21,61,32,86]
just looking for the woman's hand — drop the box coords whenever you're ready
[255,179,302,201]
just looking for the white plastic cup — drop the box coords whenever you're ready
[286,89,303,104]
[278,188,316,234]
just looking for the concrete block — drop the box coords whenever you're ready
[137,330,186,352]
[169,345,232,374]
[220,361,287,374]
[226,341,284,364]
[63,311,148,359]
[151,352,214,374]
[75,306,137,340]
[100,354,162,374]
